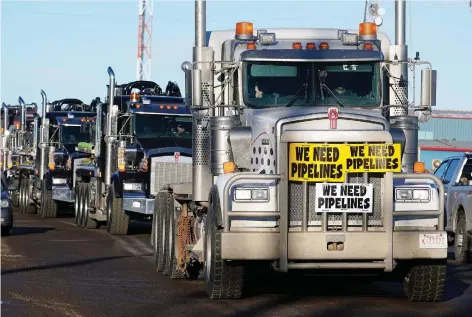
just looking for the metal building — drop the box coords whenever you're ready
[418,109,472,141]
[419,140,472,171]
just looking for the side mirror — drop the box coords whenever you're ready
[420,69,437,107]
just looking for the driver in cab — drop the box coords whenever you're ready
[173,124,190,137]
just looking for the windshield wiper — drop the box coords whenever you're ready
[320,84,345,108]
[285,70,310,108]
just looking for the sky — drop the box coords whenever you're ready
[1,0,471,111]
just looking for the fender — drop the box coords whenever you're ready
[213,172,279,229]
[451,192,472,234]
[111,171,122,198]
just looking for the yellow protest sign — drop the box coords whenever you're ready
[345,144,401,173]
[289,143,402,182]
[289,144,347,182]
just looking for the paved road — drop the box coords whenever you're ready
[2,211,472,317]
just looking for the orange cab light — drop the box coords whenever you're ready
[306,42,316,50]
[319,42,329,50]
[363,42,373,50]
[413,162,425,173]
[63,118,68,122]
[359,22,377,36]
[166,105,171,109]
[159,105,164,109]
[292,42,302,50]
[173,105,178,110]
[135,104,141,109]
[246,42,256,50]
[223,161,236,174]
[235,22,254,37]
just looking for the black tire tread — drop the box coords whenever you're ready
[107,186,129,235]
[42,181,57,218]
[455,213,470,264]
[205,187,245,299]
[404,262,446,302]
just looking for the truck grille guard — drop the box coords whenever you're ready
[221,162,444,273]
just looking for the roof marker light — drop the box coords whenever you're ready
[292,42,302,50]
[319,42,329,50]
[363,42,374,50]
[159,105,164,109]
[246,42,256,50]
[166,105,171,109]
[173,105,178,110]
[235,22,254,40]
[306,42,316,50]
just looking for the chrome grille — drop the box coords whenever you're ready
[288,173,384,230]
[149,161,192,195]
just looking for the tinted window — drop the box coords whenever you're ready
[443,159,460,184]
[433,161,449,179]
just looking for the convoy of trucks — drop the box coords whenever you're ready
[1,0,466,304]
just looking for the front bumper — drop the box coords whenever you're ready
[123,196,155,215]
[52,186,74,203]
[221,231,448,264]
[1,207,13,227]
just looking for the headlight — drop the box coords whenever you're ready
[395,188,430,202]
[52,178,67,185]
[1,199,9,208]
[234,188,269,201]
[123,183,144,191]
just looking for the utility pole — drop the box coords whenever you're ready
[136,0,153,81]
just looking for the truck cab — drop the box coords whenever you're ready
[433,153,472,263]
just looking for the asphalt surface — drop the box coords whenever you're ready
[1,210,472,317]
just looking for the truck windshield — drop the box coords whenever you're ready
[243,61,380,108]
[133,114,192,139]
[61,125,91,144]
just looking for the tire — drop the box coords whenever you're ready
[41,180,57,218]
[454,212,470,264]
[1,226,12,236]
[19,182,25,214]
[157,192,167,272]
[204,187,245,299]
[106,184,129,235]
[84,185,98,229]
[25,181,37,214]
[74,182,81,222]
[153,196,162,272]
[11,189,19,208]
[164,193,186,280]
[402,261,446,302]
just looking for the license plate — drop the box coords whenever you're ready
[419,233,448,249]
[314,183,373,213]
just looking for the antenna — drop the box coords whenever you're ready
[136,0,154,81]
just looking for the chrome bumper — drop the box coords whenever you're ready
[52,187,74,203]
[122,197,155,215]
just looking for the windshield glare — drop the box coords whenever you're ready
[243,61,380,108]
[133,114,192,139]
[61,126,91,144]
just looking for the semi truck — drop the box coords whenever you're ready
[1,99,39,209]
[19,92,97,218]
[150,0,447,302]
[74,73,192,234]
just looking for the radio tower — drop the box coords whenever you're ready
[136,0,153,81]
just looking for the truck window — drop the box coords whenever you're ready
[433,160,449,179]
[443,159,460,184]
[460,159,472,184]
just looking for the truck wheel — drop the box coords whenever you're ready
[454,212,470,264]
[156,192,167,272]
[41,180,58,218]
[106,185,129,235]
[402,261,446,302]
[164,193,186,280]
[25,181,37,214]
[18,182,24,213]
[153,196,162,271]
[21,182,28,214]
[204,188,245,299]
[74,182,81,224]
[84,185,98,229]
[11,189,19,208]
